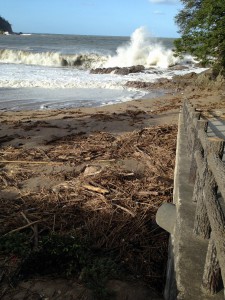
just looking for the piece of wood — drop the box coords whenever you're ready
[82,183,109,195]
[114,204,135,217]
[4,220,42,235]
[21,211,31,224]
[21,212,39,249]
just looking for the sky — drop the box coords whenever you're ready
[1,0,183,37]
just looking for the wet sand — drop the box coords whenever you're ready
[1,82,225,150]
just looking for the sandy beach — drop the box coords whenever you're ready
[1,70,225,149]
[1,71,225,300]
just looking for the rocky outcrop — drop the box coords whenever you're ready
[124,72,199,92]
[0,16,13,33]
[90,65,145,75]
[125,78,171,90]
[169,65,189,71]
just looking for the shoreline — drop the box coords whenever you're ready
[1,71,225,299]
[1,72,225,140]
[0,91,180,149]
[0,85,167,112]
[1,73,225,149]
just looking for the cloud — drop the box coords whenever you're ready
[149,0,177,4]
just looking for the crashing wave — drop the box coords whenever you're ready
[104,27,177,68]
[0,27,197,71]
[104,27,195,68]
[0,49,108,69]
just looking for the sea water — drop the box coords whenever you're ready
[0,27,206,110]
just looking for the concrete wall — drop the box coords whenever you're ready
[159,112,224,299]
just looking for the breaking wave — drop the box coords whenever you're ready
[104,27,187,68]
[0,49,108,69]
[0,27,196,70]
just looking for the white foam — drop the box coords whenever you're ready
[0,28,198,70]
[0,60,207,91]
[0,63,123,89]
[104,27,178,68]
[0,49,107,69]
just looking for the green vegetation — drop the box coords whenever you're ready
[174,0,225,75]
[0,233,120,299]
[0,16,13,33]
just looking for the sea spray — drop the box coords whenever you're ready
[104,27,178,68]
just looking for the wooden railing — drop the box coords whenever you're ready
[183,100,225,295]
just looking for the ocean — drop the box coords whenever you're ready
[0,27,206,111]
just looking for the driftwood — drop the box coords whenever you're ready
[114,204,136,217]
[21,212,39,248]
[82,183,109,195]
[0,125,177,287]
[4,220,42,236]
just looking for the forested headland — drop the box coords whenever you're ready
[0,16,13,33]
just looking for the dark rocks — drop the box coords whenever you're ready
[124,72,200,92]
[125,78,171,90]
[90,65,145,75]
[90,67,117,74]
[173,72,198,81]
[125,81,153,90]
[169,65,189,71]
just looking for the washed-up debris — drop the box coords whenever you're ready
[0,124,177,288]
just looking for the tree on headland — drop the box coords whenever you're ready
[0,16,13,33]
[174,0,225,75]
